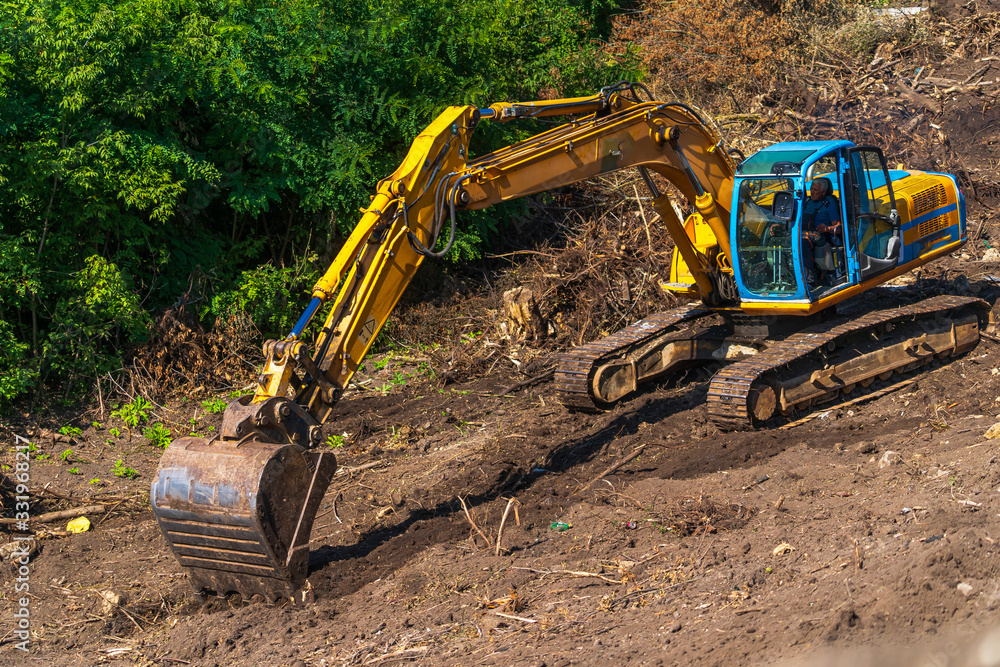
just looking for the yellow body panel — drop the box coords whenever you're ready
[668,212,721,288]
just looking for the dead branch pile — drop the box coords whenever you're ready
[655,495,757,536]
[523,177,683,350]
[132,306,259,400]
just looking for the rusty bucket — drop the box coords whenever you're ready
[151,436,336,600]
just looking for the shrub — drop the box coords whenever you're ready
[201,397,228,414]
[111,396,152,430]
[143,423,172,449]
[111,459,138,478]
[43,256,150,391]
[209,263,316,340]
[827,7,927,57]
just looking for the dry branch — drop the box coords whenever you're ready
[577,444,648,494]
[495,498,516,556]
[494,612,537,624]
[0,504,107,526]
[458,496,493,548]
[511,566,622,584]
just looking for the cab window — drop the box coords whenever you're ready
[735,178,799,295]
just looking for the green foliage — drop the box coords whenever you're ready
[416,362,437,380]
[143,422,172,448]
[111,459,138,478]
[0,319,34,402]
[209,262,318,339]
[377,369,410,394]
[0,0,629,403]
[111,396,152,429]
[200,397,228,414]
[43,256,151,391]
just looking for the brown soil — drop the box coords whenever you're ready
[6,279,1000,667]
[5,2,1000,665]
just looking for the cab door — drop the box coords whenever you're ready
[846,147,900,281]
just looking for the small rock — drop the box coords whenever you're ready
[772,542,795,556]
[98,589,127,615]
[879,451,903,468]
[855,441,877,454]
[958,582,974,597]
[0,539,37,562]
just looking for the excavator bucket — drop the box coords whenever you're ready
[151,436,336,600]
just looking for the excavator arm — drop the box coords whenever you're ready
[151,84,740,599]
[271,85,738,425]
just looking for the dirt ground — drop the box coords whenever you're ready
[4,1,1000,665]
[9,275,1000,667]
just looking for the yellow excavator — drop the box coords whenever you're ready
[152,82,987,599]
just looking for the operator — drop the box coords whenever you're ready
[802,177,841,282]
[803,177,841,241]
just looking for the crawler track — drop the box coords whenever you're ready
[555,295,987,430]
[706,295,987,429]
[555,305,710,411]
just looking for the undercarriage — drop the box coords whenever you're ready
[556,295,989,430]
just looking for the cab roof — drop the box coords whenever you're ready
[738,141,856,177]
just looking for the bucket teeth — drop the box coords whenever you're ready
[152,437,336,601]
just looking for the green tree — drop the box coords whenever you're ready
[0,0,634,404]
